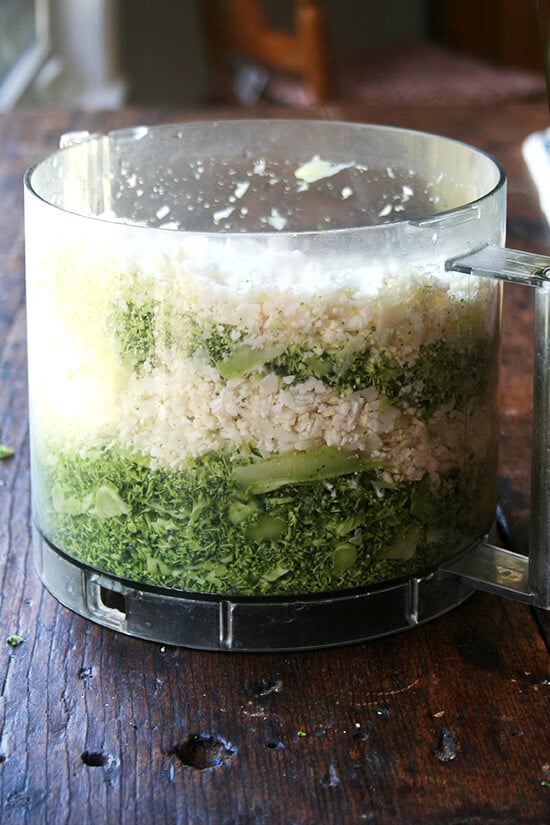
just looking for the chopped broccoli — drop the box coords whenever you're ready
[110,300,492,423]
[111,297,156,371]
[189,320,243,367]
[33,445,493,596]
[267,338,491,418]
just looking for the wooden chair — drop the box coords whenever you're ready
[197,0,331,105]
[197,0,545,108]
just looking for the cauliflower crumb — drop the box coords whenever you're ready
[295,155,354,183]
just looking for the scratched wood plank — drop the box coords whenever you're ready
[1,105,549,825]
[1,582,549,824]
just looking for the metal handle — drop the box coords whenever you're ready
[440,244,550,609]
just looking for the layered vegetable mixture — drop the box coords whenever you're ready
[28,213,499,597]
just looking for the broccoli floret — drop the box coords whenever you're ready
[189,320,240,366]
[111,298,156,370]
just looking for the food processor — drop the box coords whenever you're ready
[24,120,550,650]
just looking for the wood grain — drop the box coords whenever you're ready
[1,104,549,825]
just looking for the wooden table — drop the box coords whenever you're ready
[1,103,549,825]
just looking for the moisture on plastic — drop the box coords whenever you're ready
[33,120,500,233]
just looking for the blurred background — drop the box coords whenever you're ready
[0,0,546,112]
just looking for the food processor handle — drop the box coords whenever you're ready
[440,244,550,609]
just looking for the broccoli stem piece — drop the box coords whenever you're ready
[246,513,286,541]
[218,342,287,379]
[232,445,378,494]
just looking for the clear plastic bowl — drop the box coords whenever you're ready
[24,120,507,649]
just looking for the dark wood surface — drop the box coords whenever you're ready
[1,102,550,825]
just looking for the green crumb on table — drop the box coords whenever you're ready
[0,445,14,459]
[6,635,24,647]
[296,730,307,737]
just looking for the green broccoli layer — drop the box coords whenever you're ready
[110,297,493,419]
[34,445,494,596]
